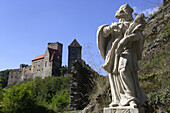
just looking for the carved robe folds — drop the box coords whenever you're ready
[97,20,147,107]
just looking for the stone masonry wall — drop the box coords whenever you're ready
[7,65,33,87]
[32,59,44,77]
[68,46,82,73]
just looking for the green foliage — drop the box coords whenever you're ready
[138,17,170,112]
[149,13,153,18]
[52,90,69,112]
[147,88,170,112]
[162,20,170,37]
[0,75,71,113]
[0,76,2,110]
[34,75,70,103]
[60,66,68,76]
[0,70,10,88]
[2,81,36,113]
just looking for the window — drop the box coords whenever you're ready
[45,61,47,67]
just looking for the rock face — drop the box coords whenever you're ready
[69,60,98,110]
[143,2,170,56]
[163,0,170,6]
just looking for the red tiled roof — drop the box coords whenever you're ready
[69,39,81,47]
[32,54,45,61]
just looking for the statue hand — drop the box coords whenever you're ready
[110,22,119,29]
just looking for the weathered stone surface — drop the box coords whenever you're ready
[7,65,33,87]
[143,2,170,56]
[97,4,147,108]
[163,0,170,6]
[103,107,145,113]
[164,13,170,20]
[78,103,95,113]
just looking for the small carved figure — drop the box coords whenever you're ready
[97,4,147,108]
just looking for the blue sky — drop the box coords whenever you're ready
[0,0,162,75]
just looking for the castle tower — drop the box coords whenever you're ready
[44,42,63,77]
[48,42,63,58]
[68,39,82,73]
[31,42,63,78]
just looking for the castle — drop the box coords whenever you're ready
[68,39,82,73]
[7,39,81,87]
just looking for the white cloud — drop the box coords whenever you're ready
[132,6,139,14]
[142,7,159,16]
[132,6,159,16]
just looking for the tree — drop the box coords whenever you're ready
[83,43,107,75]
[2,81,36,113]
[0,70,10,88]
[60,66,68,76]
[52,90,69,112]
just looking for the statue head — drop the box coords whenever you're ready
[134,13,145,24]
[115,4,133,21]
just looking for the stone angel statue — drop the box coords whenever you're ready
[97,4,147,108]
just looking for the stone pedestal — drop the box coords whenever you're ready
[103,107,145,113]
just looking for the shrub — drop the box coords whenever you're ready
[52,90,69,112]
[2,81,36,113]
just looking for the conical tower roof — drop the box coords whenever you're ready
[69,39,81,47]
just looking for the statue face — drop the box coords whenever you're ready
[115,8,127,19]
[115,4,133,20]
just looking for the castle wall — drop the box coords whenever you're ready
[24,65,32,74]
[52,60,61,76]
[43,49,52,78]
[48,42,63,55]
[68,46,82,73]
[32,59,44,77]
[46,42,63,76]
[7,65,33,87]
[8,69,22,87]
